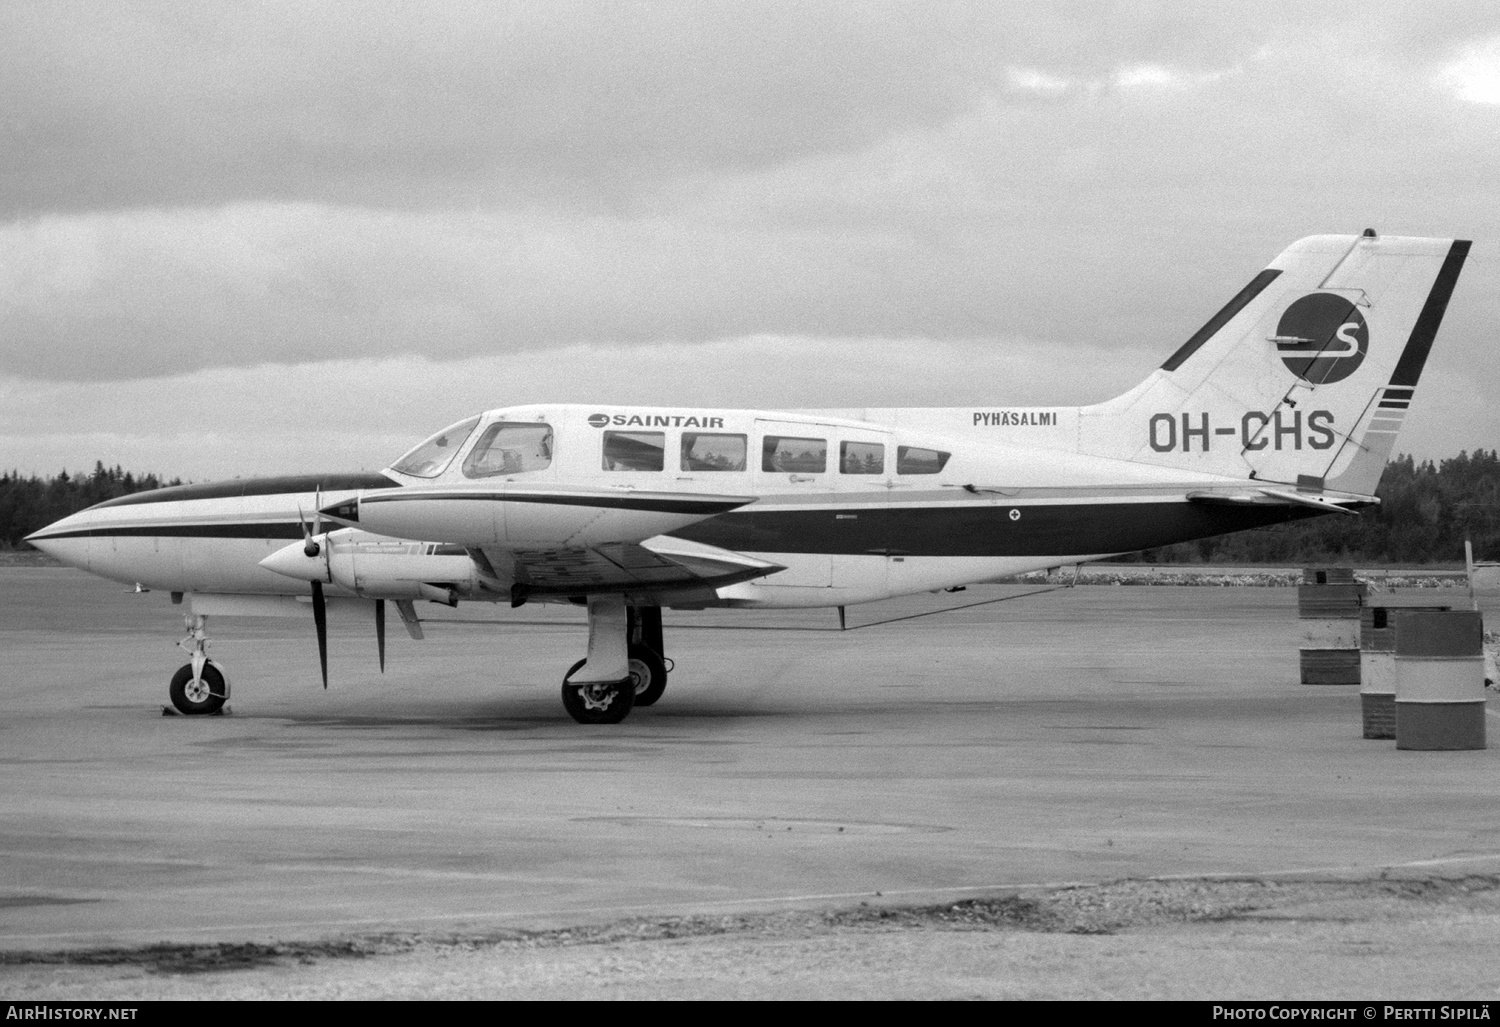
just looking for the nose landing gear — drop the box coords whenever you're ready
[167,614,229,715]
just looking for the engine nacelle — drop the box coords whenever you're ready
[326,541,481,601]
[260,532,484,601]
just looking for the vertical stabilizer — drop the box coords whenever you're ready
[1078,233,1470,495]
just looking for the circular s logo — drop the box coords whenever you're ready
[1275,293,1368,385]
[587,413,610,428]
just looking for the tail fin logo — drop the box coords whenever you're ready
[1274,293,1368,385]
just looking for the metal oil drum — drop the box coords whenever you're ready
[1395,610,1486,751]
[1298,568,1365,685]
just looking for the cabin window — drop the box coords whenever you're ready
[602,431,665,471]
[681,433,747,471]
[840,441,884,474]
[896,446,951,475]
[461,422,553,477]
[391,416,481,478]
[762,436,827,474]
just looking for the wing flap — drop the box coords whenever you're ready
[487,537,783,601]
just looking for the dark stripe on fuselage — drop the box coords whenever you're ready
[87,472,402,511]
[37,499,1319,557]
[670,500,1318,557]
[360,492,749,515]
[1388,240,1472,389]
[30,522,305,542]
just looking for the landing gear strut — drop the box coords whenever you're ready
[560,600,669,723]
[169,614,229,715]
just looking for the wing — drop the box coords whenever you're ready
[321,483,757,547]
[476,536,784,605]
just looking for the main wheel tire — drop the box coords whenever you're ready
[169,662,227,715]
[561,661,636,724]
[627,643,668,707]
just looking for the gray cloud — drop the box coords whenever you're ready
[0,337,1164,479]
[1,0,984,215]
[2,2,1498,464]
[8,2,1495,216]
[0,198,1389,383]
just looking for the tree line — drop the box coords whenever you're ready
[1,463,182,548]
[1129,450,1500,566]
[4,452,1500,565]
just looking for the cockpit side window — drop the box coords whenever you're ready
[462,422,554,478]
[390,416,481,478]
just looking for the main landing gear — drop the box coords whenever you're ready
[560,600,669,724]
[168,614,229,715]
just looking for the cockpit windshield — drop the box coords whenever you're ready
[389,416,481,478]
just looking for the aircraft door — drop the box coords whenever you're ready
[754,421,833,492]
[829,432,892,596]
[753,420,837,587]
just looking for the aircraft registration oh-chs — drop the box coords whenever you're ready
[27,231,1471,723]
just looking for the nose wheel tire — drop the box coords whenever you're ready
[169,662,227,715]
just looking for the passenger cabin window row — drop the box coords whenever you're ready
[400,420,950,479]
[603,430,948,475]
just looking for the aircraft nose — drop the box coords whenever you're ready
[24,533,80,567]
[259,539,327,582]
[24,516,90,570]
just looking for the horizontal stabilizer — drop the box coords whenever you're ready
[1186,487,1372,515]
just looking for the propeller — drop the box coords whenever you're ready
[302,487,323,557]
[375,599,386,673]
[311,580,328,689]
[290,488,387,684]
[298,489,330,689]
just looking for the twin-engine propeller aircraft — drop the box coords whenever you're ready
[28,231,1470,723]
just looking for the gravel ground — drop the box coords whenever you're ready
[6,875,1500,1000]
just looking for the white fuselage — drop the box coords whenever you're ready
[28,403,1285,612]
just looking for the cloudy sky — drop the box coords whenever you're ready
[2,0,1497,480]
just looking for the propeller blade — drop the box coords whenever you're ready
[375,599,386,674]
[298,505,319,558]
[311,579,328,689]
